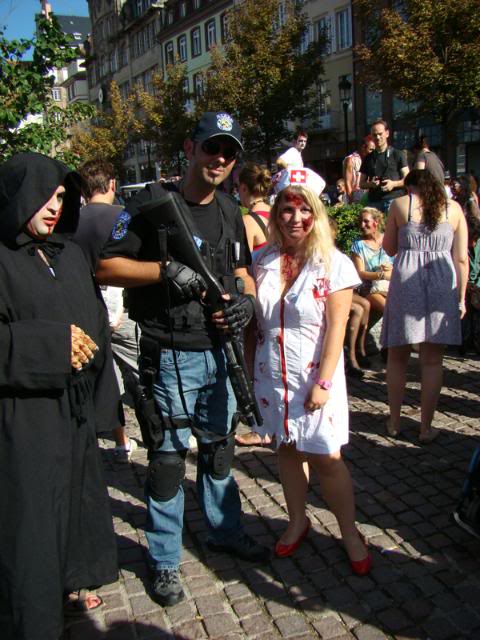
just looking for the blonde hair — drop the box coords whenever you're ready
[269,186,334,271]
[359,206,385,232]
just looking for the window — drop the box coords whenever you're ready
[167,9,174,25]
[119,81,130,101]
[205,19,216,50]
[365,89,382,125]
[193,0,201,8]
[110,50,118,73]
[316,15,334,55]
[277,2,286,28]
[299,24,311,54]
[193,72,204,98]
[191,27,201,56]
[336,7,351,50]
[178,35,187,62]
[119,43,128,68]
[182,77,189,94]
[52,87,62,101]
[67,84,76,101]
[221,12,230,43]
[165,41,174,66]
[179,1,187,18]
[318,81,331,117]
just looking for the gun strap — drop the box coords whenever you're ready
[157,226,168,265]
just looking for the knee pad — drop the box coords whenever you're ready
[147,450,187,502]
[198,435,235,481]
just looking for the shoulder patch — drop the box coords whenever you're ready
[111,210,131,240]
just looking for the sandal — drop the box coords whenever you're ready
[419,427,440,444]
[235,431,272,447]
[64,589,104,617]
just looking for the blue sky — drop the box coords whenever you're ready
[1,1,89,41]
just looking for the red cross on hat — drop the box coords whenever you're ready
[290,169,307,183]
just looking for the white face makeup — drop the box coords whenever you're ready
[26,185,65,239]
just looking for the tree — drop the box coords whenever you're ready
[0,16,94,160]
[137,64,195,176]
[353,0,480,169]
[196,0,326,165]
[70,81,144,181]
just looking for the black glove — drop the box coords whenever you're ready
[166,261,207,300]
[222,294,256,331]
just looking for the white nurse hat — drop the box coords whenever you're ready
[273,167,326,197]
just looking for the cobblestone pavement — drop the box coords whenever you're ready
[63,352,480,640]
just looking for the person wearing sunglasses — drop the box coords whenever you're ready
[97,112,269,608]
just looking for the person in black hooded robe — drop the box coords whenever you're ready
[0,153,118,640]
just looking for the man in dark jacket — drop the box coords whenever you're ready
[97,112,269,607]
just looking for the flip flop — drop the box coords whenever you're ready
[64,589,104,617]
[235,431,272,447]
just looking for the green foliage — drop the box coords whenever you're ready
[138,65,196,175]
[327,203,363,254]
[353,0,480,123]
[70,81,143,181]
[0,16,92,160]
[197,0,326,165]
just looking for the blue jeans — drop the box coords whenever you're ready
[144,347,242,570]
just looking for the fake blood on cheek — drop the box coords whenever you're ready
[302,216,313,231]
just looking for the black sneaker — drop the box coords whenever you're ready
[206,533,271,562]
[151,569,184,607]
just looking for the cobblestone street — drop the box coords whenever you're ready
[64,352,480,640]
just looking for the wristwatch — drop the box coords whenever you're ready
[316,379,332,390]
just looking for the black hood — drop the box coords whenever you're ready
[0,152,81,244]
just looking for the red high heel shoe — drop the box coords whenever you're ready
[274,518,311,558]
[347,529,372,576]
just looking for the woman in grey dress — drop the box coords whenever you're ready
[381,170,468,443]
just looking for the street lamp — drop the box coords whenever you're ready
[338,76,352,157]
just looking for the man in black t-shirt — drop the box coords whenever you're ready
[97,112,269,607]
[360,118,409,213]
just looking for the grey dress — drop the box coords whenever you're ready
[381,197,461,347]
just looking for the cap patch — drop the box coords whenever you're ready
[111,210,131,240]
[216,113,233,132]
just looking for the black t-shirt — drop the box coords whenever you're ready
[186,198,222,246]
[101,183,251,350]
[360,146,408,203]
[73,202,124,272]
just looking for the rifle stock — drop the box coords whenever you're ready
[139,191,263,428]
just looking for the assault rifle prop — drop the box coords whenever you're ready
[139,191,263,430]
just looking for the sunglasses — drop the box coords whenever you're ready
[201,139,239,161]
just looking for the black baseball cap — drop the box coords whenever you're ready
[191,111,243,151]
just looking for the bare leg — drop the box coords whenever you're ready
[277,444,310,544]
[306,451,367,562]
[419,342,445,436]
[386,345,411,433]
[347,303,363,368]
[352,294,370,356]
[367,292,387,315]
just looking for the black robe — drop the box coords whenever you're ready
[0,154,118,640]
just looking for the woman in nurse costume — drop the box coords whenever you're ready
[252,168,372,575]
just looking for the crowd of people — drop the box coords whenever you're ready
[0,110,477,640]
